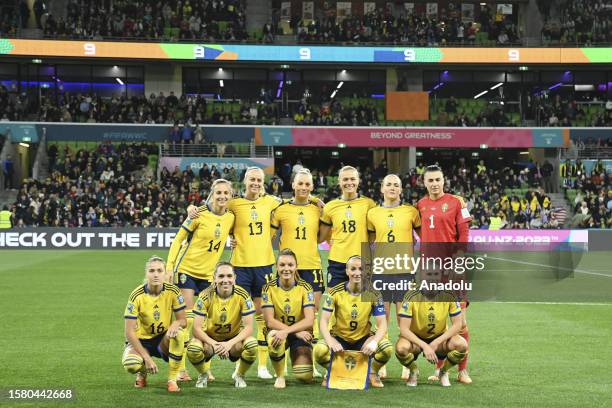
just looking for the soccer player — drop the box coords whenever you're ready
[186,262,258,388]
[417,164,473,384]
[319,166,376,288]
[367,174,421,378]
[262,249,316,388]
[314,256,392,388]
[395,268,467,387]
[166,178,235,382]
[122,256,187,393]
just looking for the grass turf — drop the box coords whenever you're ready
[1,249,611,407]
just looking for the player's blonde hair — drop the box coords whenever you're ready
[346,255,362,267]
[292,168,313,182]
[338,165,359,178]
[382,173,402,186]
[144,255,165,273]
[213,261,234,277]
[205,178,234,206]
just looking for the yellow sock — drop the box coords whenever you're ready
[203,359,211,373]
[443,350,467,372]
[292,364,313,383]
[237,337,258,376]
[255,314,268,369]
[266,331,286,377]
[186,339,208,374]
[179,310,194,373]
[167,329,186,381]
[122,349,145,374]
[371,339,392,373]
[313,311,320,339]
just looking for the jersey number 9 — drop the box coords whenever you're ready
[349,321,358,331]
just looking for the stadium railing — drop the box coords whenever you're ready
[159,142,273,158]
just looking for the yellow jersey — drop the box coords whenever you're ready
[321,196,376,263]
[322,283,385,343]
[124,283,186,340]
[166,206,235,281]
[262,277,315,331]
[397,291,461,340]
[367,204,421,243]
[193,285,255,341]
[271,201,321,269]
[228,194,283,267]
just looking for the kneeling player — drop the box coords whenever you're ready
[262,249,316,388]
[314,256,392,388]
[122,256,187,393]
[395,269,467,387]
[186,262,257,388]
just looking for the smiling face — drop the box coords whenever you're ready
[214,264,236,296]
[339,168,360,196]
[145,260,165,287]
[276,254,298,282]
[292,172,314,200]
[424,170,445,199]
[345,257,362,284]
[381,174,402,202]
[211,181,232,210]
[244,168,264,197]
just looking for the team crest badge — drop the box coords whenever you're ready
[284,304,291,315]
[402,302,408,312]
[387,215,394,228]
[196,298,203,309]
[184,218,193,227]
[307,292,314,302]
[345,209,353,219]
[344,355,357,370]
[441,203,449,213]
[177,295,184,304]
[428,312,435,323]
[325,296,333,307]
[262,293,268,303]
[153,310,161,321]
[246,300,253,310]
[220,312,227,323]
[214,223,221,239]
[127,303,134,314]
[180,274,187,284]
[351,309,358,319]
[250,207,259,221]
[298,212,305,225]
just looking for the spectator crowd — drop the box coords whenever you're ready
[540,0,611,45]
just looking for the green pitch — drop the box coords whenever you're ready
[1,250,611,408]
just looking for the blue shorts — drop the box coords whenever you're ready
[326,260,348,288]
[287,333,313,350]
[177,272,211,295]
[298,269,325,292]
[234,265,273,298]
[333,335,369,351]
[138,333,168,362]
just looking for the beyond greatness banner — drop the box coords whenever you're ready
[0,229,592,250]
[3,122,609,148]
[1,39,611,64]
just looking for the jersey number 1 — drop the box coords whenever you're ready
[428,214,435,229]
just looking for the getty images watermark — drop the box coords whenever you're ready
[362,242,486,303]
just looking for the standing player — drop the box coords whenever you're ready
[319,166,376,288]
[186,262,258,388]
[314,256,392,388]
[367,174,421,378]
[166,179,235,382]
[122,256,187,393]
[417,164,472,384]
[394,269,467,387]
[262,249,316,388]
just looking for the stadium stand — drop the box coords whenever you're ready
[540,0,612,45]
[44,0,249,41]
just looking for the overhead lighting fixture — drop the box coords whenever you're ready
[416,151,423,157]
[116,78,124,85]
[471,152,479,157]
[19,142,30,148]
[575,84,595,91]
[548,82,562,90]
[337,81,344,89]
[341,70,347,74]
[519,151,530,155]
[275,150,283,157]
[337,143,346,148]
[474,90,488,99]
[31,59,42,64]
[218,68,223,72]
[480,144,488,149]
[112,65,119,69]
[518,66,528,71]
[280,64,290,69]
[490,82,504,90]
[331,90,338,98]
[219,80,224,87]
[331,151,339,157]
